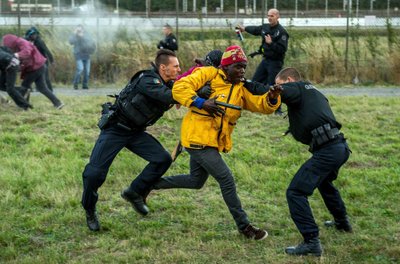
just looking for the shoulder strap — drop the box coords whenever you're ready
[205,68,219,86]
[128,69,149,84]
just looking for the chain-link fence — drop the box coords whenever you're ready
[1,0,399,84]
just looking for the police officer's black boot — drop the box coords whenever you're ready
[285,234,322,257]
[85,209,100,231]
[121,188,149,216]
[324,216,352,232]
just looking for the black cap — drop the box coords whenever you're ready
[205,50,223,68]
[25,26,39,39]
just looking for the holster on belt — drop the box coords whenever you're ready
[309,123,342,152]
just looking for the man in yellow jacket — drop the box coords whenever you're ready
[152,45,282,240]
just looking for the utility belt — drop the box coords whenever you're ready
[309,123,343,152]
[97,102,139,132]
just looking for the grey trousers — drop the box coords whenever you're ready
[154,147,250,230]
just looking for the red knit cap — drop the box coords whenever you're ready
[220,45,247,66]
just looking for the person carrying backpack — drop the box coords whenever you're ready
[81,49,182,231]
[25,26,55,92]
[69,24,96,89]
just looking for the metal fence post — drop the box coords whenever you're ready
[345,0,350,71]
[176,0,179,41]
[344,0,350,72]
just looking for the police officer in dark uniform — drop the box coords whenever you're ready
[243,67,352,256]
[0,46,32,110]
[81,49,181,231]
[157,24,178,52]
[237,9,288,86]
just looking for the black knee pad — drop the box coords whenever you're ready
[82,164,108,188]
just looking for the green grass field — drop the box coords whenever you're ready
[0,94,399,263]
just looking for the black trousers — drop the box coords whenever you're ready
[0,66,31,109]
[286,139,351,239]
[154,147,250,230]
[252,59,283,85]
[81,124,172,211]
[22,65,61,107]
[44,63,53,91]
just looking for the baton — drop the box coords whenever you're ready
[215,101,242,110]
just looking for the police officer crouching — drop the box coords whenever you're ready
[277,67,352,256]
[81,49,181,231]
[244,67,352,256]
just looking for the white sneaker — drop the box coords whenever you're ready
[56,103,65,110]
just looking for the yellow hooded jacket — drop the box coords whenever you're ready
[173,66,281,153]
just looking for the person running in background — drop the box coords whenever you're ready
[2,34,64,109]
[25,26,55,92]
[0,46,32,110]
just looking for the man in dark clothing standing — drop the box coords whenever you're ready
[157,24,178,52]
[25,27,55,91]
[244,67,352,256]
[81,49,181,232]
[0,46,32,110]
[237,9,288,86]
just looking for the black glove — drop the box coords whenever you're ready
[202,97,225,117]
[248,51,261,58]
[157,40,165,49]
[268,84,283,100]
[196,84,212,99]
[241,78,254,89]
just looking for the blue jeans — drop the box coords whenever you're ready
[73,58,91,88]
[154,147,250,230]
[286,140,351,238]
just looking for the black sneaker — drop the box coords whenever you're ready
[73,85,78,90]
[121,188,149,216]
[285,238,322,257]
[55,103,65,110]
[239,224,268,240]
[324,217,352,232]
[85,209,100,231]
[142,188,152,205]
[22,104,33,111]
